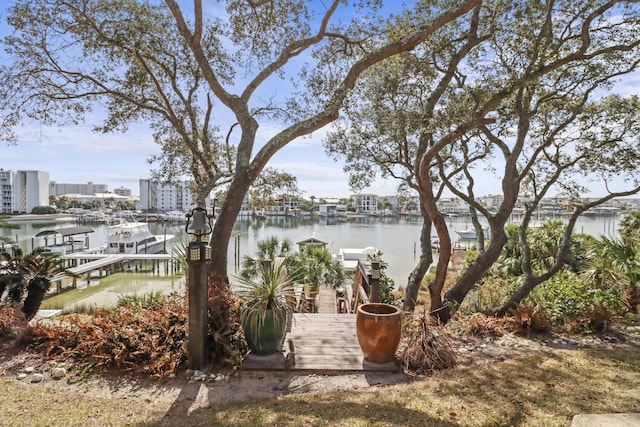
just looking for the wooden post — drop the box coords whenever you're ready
[370,261,380,303]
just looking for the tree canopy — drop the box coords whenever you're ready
[0,0,480,283]
[326,0,640,320]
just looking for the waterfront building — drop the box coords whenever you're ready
[318,203,347,217]
[0,169,15,214]
[50,181,108,196]
[296,232,329,252]
[274,194,301,215]
[351,193,378,215]
[0,169,49,214]
[139,179,207,212]
[113,186,132,197]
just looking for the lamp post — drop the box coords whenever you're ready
[185,202,213,370]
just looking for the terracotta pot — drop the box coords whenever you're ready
[356,303,402,363]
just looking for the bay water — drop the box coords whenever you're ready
[1,213,619,311]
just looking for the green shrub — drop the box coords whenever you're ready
[117,290,165,309]
[459,275,519,314]
[527,271,625,332]
[368,251,397,305]
[31,206,57,214]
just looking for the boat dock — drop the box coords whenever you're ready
[51,252,179,291]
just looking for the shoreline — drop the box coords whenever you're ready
[3,214,76,223]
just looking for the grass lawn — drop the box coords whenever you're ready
[2,348,639,426]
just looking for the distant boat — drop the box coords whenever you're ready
[252,211,266,219]
[159,211,188,223]
[105,221,174,254]
[455,227,489,240]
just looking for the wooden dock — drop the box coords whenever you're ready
[50,252,178,291]
[240,313,399,372]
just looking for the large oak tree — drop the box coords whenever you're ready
[0,0,479,283]
[327,0,640,321]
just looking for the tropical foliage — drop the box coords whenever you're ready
[239,237,294,280]
[368,251,397,305]
[585,225,640,314]
[239,237,345,310]
[0,249,71,320]
[236,257,296,353]
[290,246,345,293]
[459,218,634,332]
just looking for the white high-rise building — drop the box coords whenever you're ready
[139,179,206,212]
[0,169,50,214]
[49,181,108,196]
[0,169,16,214]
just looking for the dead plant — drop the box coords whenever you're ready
[563,302,617,333]
[30,294,189,378]
[447,312,508,338]
[399,311,457,375]
[507,302,553,335]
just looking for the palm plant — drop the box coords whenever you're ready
[0,249,27,306]
[22,250,71,320]
[239,236,293,280]
[171,237,190,273]
[236,257,296,355]
[0,248,71,320]
[290,246,345,294]
[586,235,640,314]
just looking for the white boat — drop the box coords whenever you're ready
[455,227,489,240]
[105,221,175,254]
[159,211,188,223]
[337,247,378,275]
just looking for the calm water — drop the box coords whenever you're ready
[1,213,620,310]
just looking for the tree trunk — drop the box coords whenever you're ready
[402,216,433,311]
[494,212,582,316]
[209,174,252,284]
[442,225,507,322]
[493,274,538,316]
[429,211,453,320]
[468,206,485,253]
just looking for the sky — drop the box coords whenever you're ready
[0,2,638,200]
[0,0,407,199]
[0,115,379,199]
